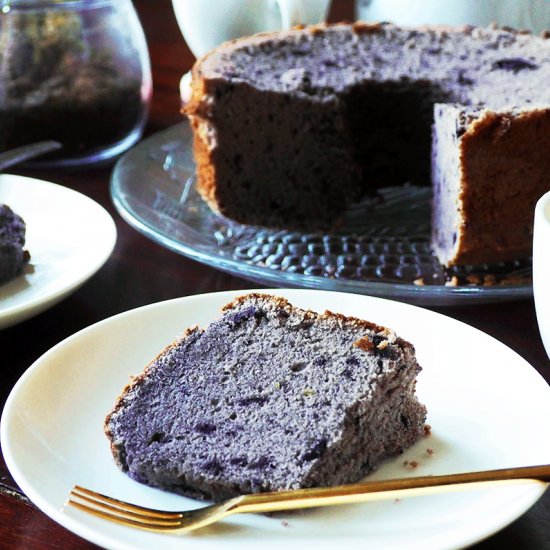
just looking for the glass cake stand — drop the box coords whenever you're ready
[110,122,532,306]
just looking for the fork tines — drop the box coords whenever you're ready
[68,485,183,530]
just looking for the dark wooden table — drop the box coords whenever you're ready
[1,1,548,548]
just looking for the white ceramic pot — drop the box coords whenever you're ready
[172,0,331,59]
[533,191,550,360]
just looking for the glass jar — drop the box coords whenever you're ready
[0,0,152,167]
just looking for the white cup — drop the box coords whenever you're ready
[356,0,550,34]
[172,0,331,59]
[533,191,550,360]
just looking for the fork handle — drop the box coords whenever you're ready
[233,464,550,514]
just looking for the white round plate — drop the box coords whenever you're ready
[2,289,549,550]
[0,174,117,329]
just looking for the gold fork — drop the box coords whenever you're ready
[67,464,550,533]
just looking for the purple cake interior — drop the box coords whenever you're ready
[105,294,427,501]
[0,204,28,285]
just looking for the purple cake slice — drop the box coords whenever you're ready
[0,204,29,285]
[105,294,427,501]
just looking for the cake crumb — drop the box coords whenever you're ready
[376,339,389,350]
[424,424,432,436]
[281,520,290,528]
[354,336,374,351]
[413,278,425,286]
[466,274,481,285]
[445,276,459,287]
[500,275,532,286]
[426,448,434,456]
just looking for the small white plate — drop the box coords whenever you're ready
[2,289,550,550]
[0,174,117,329]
